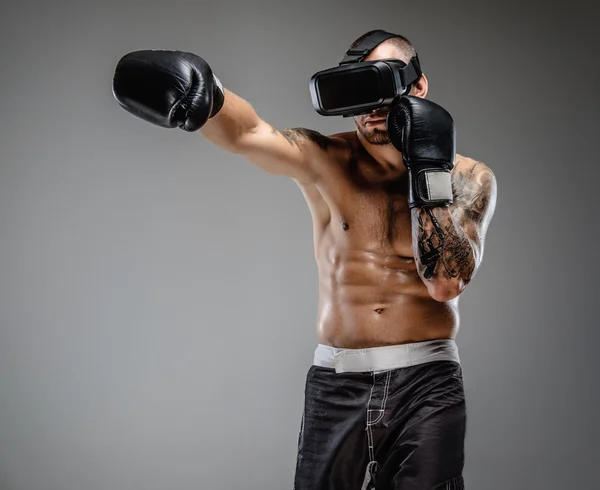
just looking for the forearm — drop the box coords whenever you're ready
[411,206,479,301]
[200,89,262,152]
[386,98,496,301]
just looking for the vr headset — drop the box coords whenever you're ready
[309,30,422,117]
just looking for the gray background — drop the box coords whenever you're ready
[1,0,598,489]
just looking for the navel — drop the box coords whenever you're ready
[374,308,385,314]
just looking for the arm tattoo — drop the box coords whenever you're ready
[452,164,493,227]
[270,126,334,151]
[412,163,494,282]
[413,207,470,280]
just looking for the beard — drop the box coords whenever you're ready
[356,124,391,145]
[354,111,392,145]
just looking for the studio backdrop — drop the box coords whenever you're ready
[0,1,598,489]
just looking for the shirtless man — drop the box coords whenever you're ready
[113,29,497,490]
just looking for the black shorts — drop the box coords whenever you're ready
[293,341,466,490]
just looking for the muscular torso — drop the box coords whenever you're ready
[298,132,460,348]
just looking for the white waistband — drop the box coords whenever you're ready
[313,339,460,373]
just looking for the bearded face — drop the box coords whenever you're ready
[353,107,392,145]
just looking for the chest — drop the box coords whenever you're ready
[306,178,414,255]
[340,188,413,243]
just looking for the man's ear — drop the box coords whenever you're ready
[410,74,429,98]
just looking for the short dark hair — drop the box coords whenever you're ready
[347,30,417,62]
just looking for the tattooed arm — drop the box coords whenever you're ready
[412,160,497,302]
[200,89,344,183]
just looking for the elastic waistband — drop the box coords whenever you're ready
[313,339,460,373]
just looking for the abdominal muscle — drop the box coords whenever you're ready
[315,240,460,349]
[298,145,460,349]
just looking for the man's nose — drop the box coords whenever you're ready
[371,108,388,117]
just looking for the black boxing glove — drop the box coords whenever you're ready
[386,96,456,208]
[112,50,224,132]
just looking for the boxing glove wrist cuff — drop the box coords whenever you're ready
[210,75,225,118]
[408,166,453,208]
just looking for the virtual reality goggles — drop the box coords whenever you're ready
[309,30,422,117]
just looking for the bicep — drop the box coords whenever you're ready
[451,162,498,250]
[235,121,335,182]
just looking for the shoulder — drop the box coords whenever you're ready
[328,130,363,159]
[454,154,493,176]
[451,154,498,218]
[453,154,497,191]
[280,128,351,153]
[281,129,356,186]
[292,128,360,167]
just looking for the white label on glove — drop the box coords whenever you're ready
[425,171,453,201]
